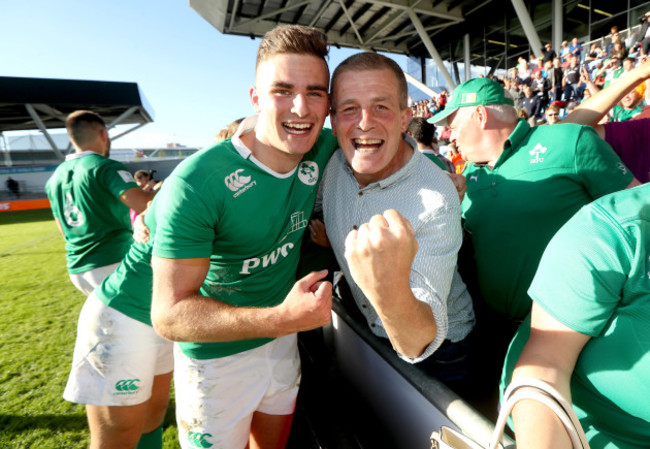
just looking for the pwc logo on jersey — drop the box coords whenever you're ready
[225,169,257,198]
[113,378,140,395]
[297,161,319,186]
[240,212,308,274]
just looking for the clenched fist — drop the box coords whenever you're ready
[344,209,418,308]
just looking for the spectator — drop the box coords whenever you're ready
[569,37,583,60]
[501,184,650,449]
[319,52,475,381]
[429,78,638,387]
[530,67,551,119]
[520,85,540,125]
[604,26,620,56]
[563,57,650,182]
[544,104,561,124]
[547,57,564,102]
[5,177,19,198]
[635,10,650,56]
[560,40,571,65]
[562,55,582,101]
[611,88,645,121]
[541,43,556,64]
[407,117,454,172]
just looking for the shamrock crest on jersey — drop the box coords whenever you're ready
[297,161,319,186]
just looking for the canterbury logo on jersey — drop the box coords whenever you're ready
[114,379,140,393]
[241,242,294,274]
[187,431,213,448]
[225,169,256,197]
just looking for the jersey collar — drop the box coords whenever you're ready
[65,150,104,161]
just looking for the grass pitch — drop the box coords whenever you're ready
[0,209,178,448]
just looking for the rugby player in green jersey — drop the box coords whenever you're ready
[151,25,337,449]
[46,110,156,295]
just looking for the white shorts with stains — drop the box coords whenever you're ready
[63,293,174,406]
[174,333,300,449]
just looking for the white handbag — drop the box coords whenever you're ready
[430,377,591,449]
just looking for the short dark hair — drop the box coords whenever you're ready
[256,25,329,72]
[66,110,106,148]
[331,52,408,108]
[407,117,435,145]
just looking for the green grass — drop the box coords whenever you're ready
[0,209,179,448]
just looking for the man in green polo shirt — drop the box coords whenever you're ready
[501,183,650,448]
[428,78,639,382]
[46,110,156,295]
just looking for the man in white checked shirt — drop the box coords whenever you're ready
[314,52,475,382]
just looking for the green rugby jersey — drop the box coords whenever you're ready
[153,129,338,359]
[462,120,633,319]
[502,184,650,448]
[45,152,137,274]
[94,197,160,326]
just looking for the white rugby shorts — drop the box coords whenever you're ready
[63,293,173,406]
[174,334,301,449]
[69,262,121,296]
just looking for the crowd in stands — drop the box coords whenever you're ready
[410,20,650,173]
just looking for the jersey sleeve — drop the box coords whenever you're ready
[152,174,218,260]
[98,160,138,198]
[528,204,631,337]
[574,125,634,199]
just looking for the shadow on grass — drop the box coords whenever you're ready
[0,209,53,226]
[0,413,87,432]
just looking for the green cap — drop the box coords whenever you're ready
[428,78,514,126]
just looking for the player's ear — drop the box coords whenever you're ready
[250,86,261,113]
[330,110,337,137]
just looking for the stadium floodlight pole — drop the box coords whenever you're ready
[403,71,437,98]
[510,0,544,58]
[406,7,456,89]
[464,34,471,81]
[552,0,563,53]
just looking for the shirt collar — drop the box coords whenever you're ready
[65,150,104,161]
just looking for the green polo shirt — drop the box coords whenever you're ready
[462,120,633,319]
[501,184,650,448]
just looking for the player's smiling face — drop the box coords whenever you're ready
[251,53,329,166]
[331,68,412,187]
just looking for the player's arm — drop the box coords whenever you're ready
[510,303,590,449]
[151,256,333,343]
[119,187,156,214]
[344,209,439,360]
[53,216,64,237]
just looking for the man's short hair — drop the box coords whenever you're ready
[134,170,150,182]
[256,25,329,72]
[331,52,408,109]
[66,110,106,148]
[407,117,435,145]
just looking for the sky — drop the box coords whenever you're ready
[2,0,407,149]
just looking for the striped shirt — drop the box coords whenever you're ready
[319,135,475,363]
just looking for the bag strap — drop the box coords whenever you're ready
[488,378,590,449]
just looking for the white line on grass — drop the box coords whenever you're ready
[0,232,59,257]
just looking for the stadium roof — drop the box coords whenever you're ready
[0,76,154,133]
[0,76,154,160]
[190,0,648,71]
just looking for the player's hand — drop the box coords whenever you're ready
[344,210,417,308]
[309,219,331,248]
[447,172,467,202]
[277,269,332,333]
[133,212,151,244]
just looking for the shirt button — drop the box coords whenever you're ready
[361,304,367,308]
[492,182,496,186]
[353,225,358,230]
[370,323,376,328]
[358,191,363,196]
